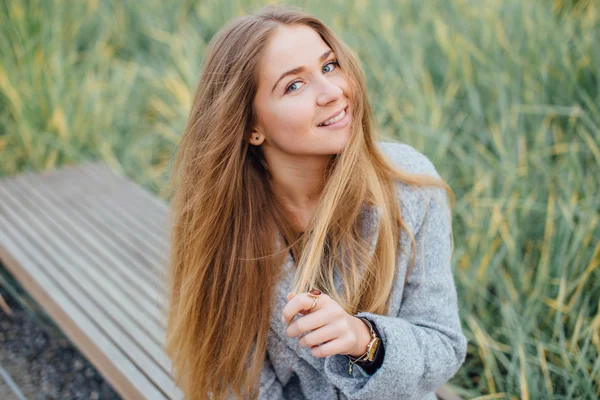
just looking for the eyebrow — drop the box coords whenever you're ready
[271,49,333,93]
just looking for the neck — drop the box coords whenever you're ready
[262,147,337,232]
[266,155,331,211]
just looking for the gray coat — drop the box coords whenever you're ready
[259,141,468,400]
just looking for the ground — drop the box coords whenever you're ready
[0,281,120,400]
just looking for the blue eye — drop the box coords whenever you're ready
[284,60,340,94]
[323,60,339,73]
[285,81,303,94]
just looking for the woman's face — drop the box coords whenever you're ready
[251,24,352,157]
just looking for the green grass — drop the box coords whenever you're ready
[1,0,599,398]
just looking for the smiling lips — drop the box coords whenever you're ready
[318,106,348,126]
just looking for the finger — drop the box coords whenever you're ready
[286,309,331,338]
[297,321,340,349]
[282,292,326,324]
[281,293,298,324]
[309,338,348,358]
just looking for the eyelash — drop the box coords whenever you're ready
[285,60,340,94]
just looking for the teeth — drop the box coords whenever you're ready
[319,108,346,126]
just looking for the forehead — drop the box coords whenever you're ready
[259,25,331,86]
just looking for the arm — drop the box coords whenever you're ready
[323,184,467,399]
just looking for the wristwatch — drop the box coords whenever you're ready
[347,317,381,369]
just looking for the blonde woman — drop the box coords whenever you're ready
[166,4,467,400]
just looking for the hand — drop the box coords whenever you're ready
[281,291,372,358]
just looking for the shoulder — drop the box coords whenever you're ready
[376,140,440,179]
[376,140,448,232]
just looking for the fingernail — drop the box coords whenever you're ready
[281,315,286,323]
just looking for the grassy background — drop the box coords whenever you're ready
[1,0,599,398]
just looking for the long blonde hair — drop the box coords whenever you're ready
[165,4,454,400]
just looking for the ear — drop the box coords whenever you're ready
[249,129,265,146]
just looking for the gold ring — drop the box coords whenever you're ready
[307,288,321,310]
[299,289,321,314]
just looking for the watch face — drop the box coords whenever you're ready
[366,337,380,361]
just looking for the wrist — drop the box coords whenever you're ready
[348,316,372,357]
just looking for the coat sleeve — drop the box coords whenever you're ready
[322,183,467,399]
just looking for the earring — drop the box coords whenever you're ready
[255,136,259,140]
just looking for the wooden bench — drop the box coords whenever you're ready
[0,162,462,400]
[0,162,181,400]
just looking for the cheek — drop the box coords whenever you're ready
[336,76,351,96]
[274,103,314,131]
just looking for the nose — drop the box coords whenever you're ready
[315,75,344,106]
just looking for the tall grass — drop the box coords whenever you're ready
[1,0,598,398]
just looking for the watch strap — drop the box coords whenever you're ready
[352,317,384,375]
[348,317,383,364]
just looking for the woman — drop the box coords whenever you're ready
[165,4,467,400]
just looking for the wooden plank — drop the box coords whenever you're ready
[76,164,170,262]
[84,163,171,220]
[0,189,181,399]
[77,168,170,273]
[83,163,171,244]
